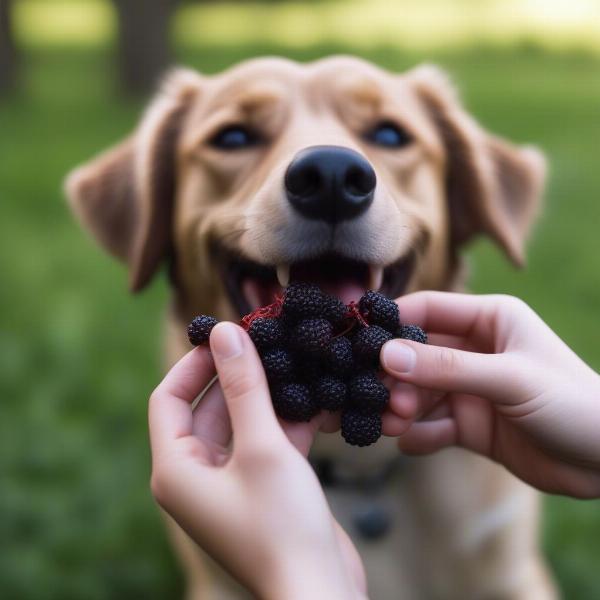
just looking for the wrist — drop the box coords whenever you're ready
[259,554,359,600]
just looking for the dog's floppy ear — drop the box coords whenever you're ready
[65,68,202,292]
[409,65,546,265]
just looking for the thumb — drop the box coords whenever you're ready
[210,322,285,450]
[381,339,526,402]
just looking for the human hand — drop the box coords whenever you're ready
[380,292,600,498]
[149,322,366,600]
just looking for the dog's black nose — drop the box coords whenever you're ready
[284,145,376,223]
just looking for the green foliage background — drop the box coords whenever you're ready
[1,2,600,598]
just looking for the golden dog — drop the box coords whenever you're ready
[66,56,556,599]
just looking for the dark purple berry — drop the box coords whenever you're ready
[359,290,400,332]
[313,376,347,411]
[323,294,347,328]
[352,325,393,368]
[397,324,428,344]
[188,315,219,346]
[282,282,325,322]
[261,348,295,385]
[348,372,389,413]
[326,336,354,377]
[291,318,333,356]
[272,383,318,422]
[248,317,285,351]
[341,410,382,446]
[296,356,325,383]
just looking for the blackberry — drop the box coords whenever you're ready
[341,410,382,446]
[313,376,347,411]
[282,282,325,322]
[352,325,393,368]
[358,290,400,332]
[272,383,318,422]
[348,372,390,413]
[261,348,295,386]
[188,315,219,346]
[248,317,285,351]
[296,356,325,383]
[323,295,347,328]
[398,324,428,344]
[326,336,354,377]
[291,318,333,356]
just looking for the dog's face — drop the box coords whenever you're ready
[66,56,545,320]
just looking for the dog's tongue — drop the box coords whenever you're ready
[320,281,365,305]
[242,279,282,311]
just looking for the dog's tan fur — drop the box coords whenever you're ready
[66,56,556,599]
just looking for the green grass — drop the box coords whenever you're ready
[1,43,600,598]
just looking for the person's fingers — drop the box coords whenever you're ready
[384,383,447,435]
[396,418,457,455]
[381,339,528,402]
[388,382,418,419]
[210,322,285,450]
[192,381,232,451]
[383,382,418,435]
[280,412,326,457]
[149,347,216,455]
[319,411,341,433]
[419,400,451,421]
[427,333,474,352]
[154,346,216,404]
[395,291,495,338]
[382,412,412,436]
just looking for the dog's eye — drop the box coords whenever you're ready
[209,125,261,150]
[365,122,412,148]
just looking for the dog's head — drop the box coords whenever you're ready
[66,56,545,319]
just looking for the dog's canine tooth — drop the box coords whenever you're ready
[276,264,290,287]
[368,266,384,291]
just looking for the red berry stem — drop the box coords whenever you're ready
[345,301,369,327]
[240,294,284,330]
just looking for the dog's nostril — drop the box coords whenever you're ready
[345,165,376,197]
[286,165,321,197]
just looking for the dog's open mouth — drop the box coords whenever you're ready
[221,252,415,316]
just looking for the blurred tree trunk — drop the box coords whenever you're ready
[0,0,17,93]
[112,0,178,95]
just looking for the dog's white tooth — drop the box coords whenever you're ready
[369,266,384,291]
[276,264,290,288]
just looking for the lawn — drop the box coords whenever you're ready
[1,40,600,598]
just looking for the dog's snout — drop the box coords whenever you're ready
[284,145,376,223]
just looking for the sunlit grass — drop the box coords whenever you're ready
[175,0,600,52]
[15,0,600,53]
[16,0,115,48]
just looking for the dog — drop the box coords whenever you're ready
[65,56,557,599]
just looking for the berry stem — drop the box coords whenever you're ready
[346,301,369,327]
[240,294,284,330]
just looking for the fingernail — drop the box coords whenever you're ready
[382,341,416,374]
[211,322,243,360]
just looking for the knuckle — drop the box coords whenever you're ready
[220,369,259,399]
[435,346,460,375]
[494,294,530,315]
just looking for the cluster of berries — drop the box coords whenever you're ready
[187,284,427,447]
